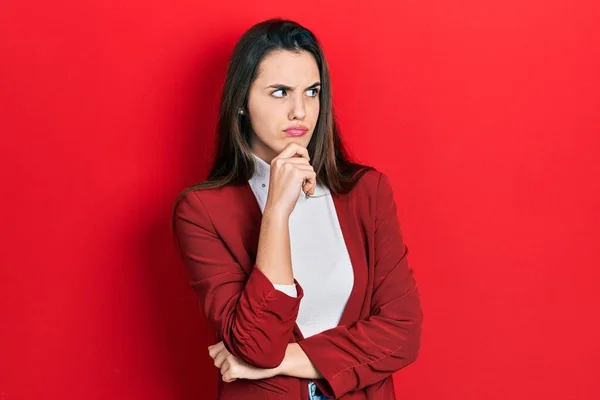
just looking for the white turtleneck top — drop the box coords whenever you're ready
[247,153,354,339]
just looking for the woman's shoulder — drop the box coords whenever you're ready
[343,165,398,217]
[345,163,389,195]
[173,180,244,214]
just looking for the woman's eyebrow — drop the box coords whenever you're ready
[265,81,321,90]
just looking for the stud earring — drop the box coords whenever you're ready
[238,108,245,115]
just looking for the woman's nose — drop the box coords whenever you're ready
[289,96,306,120]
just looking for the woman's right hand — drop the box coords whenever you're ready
[264,143,316,218]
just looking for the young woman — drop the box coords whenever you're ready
[172,18,423,400]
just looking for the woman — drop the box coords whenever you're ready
[172,18,423,400]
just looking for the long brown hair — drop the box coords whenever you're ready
[172,18,373,229]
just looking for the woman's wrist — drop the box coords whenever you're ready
[263,203,290,221]
[273,343,322,379]
[274,343,294,376]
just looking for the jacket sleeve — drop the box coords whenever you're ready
[173,190,304,369]
[297,172,424,399]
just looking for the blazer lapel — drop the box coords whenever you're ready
[331,192,368,327]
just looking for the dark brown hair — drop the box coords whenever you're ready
[172,18,373,229]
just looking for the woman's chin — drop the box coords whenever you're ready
[281,136,310,148]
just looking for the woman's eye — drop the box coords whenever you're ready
[272,88,286,98]
[271,88,320,98]
[307,88,320,97]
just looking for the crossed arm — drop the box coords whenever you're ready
[174,173,423,399]
[207,340,321,382]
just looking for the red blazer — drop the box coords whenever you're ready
[174,169,423,399]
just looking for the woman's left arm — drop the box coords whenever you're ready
[289,172,424,399]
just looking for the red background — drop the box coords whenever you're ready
[1,1,599,399]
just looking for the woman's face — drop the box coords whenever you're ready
[246,50,321,162]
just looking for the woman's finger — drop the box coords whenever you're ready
[299,170,317,195]
[222,371,232,382]
[220,358,231,376]
[222,360,238,382]
[294,165,316,172]
[208,341,225,358]
[221,359,238,383]
[277,157,310,165]
[303,182,316,196]
[213,348,228,368]
[297,166,317,189]
[273,142,309,163]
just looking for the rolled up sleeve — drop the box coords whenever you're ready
[173,190,304,368]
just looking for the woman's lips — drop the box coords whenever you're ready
[284,127,308,137]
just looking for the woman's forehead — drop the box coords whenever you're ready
[255,50,319,83]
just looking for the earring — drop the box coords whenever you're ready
[238,108,245,115]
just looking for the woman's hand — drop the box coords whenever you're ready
[264,142,316,218]
[208,341,280,383]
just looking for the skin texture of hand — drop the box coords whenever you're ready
[208,341,279,383]
[264,142,316,218]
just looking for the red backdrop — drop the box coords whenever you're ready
[1,1,599,399]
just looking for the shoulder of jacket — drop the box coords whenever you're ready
[353,168,385,194]
[176,182,240,212]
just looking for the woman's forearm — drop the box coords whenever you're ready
[275,343,323,379]
[255,209,295,285]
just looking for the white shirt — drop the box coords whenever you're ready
[248,153,354,338]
